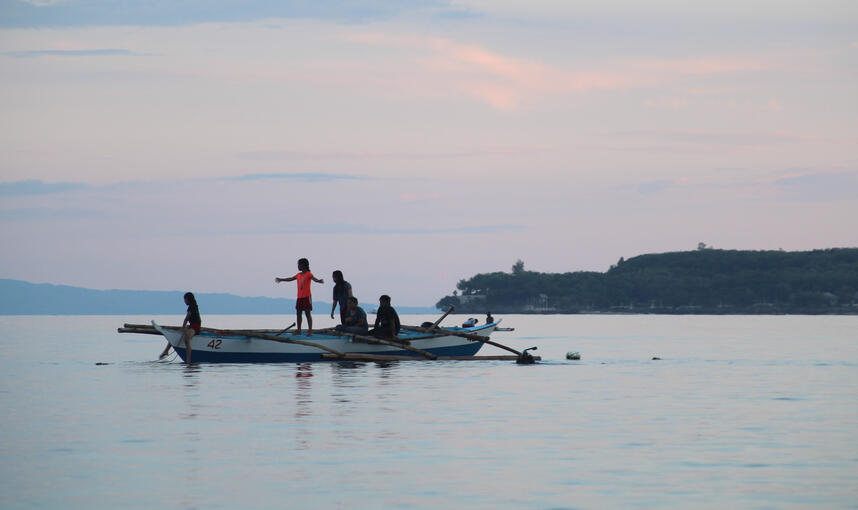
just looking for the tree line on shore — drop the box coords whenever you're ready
[435,248,858,314]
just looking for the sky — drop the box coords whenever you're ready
[1,0,857,307]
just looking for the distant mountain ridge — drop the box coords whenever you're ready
[0,279,436,315]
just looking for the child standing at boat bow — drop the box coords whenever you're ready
[275,258,324,336]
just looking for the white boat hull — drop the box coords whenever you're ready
[153,321,497,363]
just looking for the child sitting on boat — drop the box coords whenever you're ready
[370,295,400,339]
[335,297,369,334]
[275,258,324,336]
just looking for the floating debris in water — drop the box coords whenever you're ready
[651,357,661,360]
[566,351,581,360]
[95,362,110,366]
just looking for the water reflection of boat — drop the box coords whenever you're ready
[118,319,538,363]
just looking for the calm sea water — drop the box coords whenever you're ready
[0,314,856,509]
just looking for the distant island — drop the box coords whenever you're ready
[436,248,858,314]
[0,279,436,315]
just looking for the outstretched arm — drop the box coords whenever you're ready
[275,276,297,283]
[312,276,324,283]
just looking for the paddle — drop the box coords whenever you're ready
[276,322,296,337]
[432,306,455,328]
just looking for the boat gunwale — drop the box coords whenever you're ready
[123,320,500,343]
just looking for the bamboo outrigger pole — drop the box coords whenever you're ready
[348,333,437,360]
[312,327,438,360]
[218,329,347,357]
[320,353,530,362]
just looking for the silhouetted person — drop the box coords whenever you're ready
[276,257,324,336]
[330,270,353,324]
[335,297,368,334]
[160,292,201,363]
[370,295,400,340]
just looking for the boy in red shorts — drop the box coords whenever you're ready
[275,258,324,336]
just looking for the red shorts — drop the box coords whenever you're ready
[188,323,201,334]
[296,297,312,311]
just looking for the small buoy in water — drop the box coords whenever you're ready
[652,357,661,360]
[566,351,581,360]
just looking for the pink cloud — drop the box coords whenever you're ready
[343,33,647,109]
[342,33,763,111]
[428,38,527,79]
[462,84,519,111]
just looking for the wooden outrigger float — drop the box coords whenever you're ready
[118,311,539,364]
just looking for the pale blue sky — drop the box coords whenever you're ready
[1,0,856,306]
[0,0,451,27]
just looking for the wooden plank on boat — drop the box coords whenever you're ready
[123,323,225,334]
[118,327,163,335]
[123,323,158,329]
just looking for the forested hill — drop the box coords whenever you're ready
[436,248,858,314]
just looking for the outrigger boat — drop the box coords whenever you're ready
[118,310,539,364]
